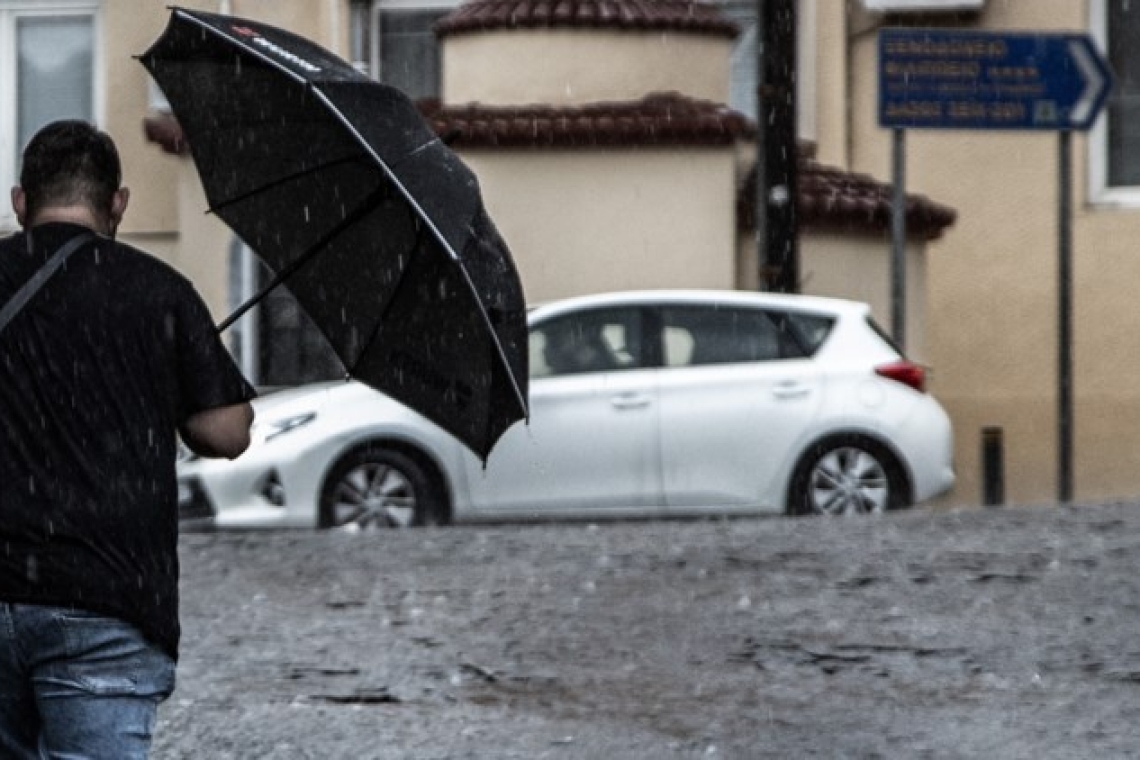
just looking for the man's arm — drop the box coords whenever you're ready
[181,402,254,459]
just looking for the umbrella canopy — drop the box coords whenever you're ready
[140,8,528,460]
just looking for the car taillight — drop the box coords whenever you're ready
[876,360,926,393]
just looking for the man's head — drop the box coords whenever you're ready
[10,120,129,235]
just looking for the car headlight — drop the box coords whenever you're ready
[263,412,317,442]
[176,439,196,464]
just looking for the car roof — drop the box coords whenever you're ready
[528,289,870,320]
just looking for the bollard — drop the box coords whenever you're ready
[981,426,1004,507]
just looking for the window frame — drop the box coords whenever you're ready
[368,0,458,99]
[530,307,645,378]
[1089,0,1140,207]
[657,305,815,368]
[0,0,102,232]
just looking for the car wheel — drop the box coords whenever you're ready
[318,446,446,530]
[787,436,908,516]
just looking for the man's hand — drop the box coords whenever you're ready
[181,402,254,459]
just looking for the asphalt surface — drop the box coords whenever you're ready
[153,502,1140,759]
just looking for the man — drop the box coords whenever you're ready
[0,120,255,758]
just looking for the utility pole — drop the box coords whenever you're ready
[755,0,798,293]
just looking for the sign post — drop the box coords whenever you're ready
[877,28,1113,503]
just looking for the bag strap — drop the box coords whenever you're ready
[0,232,95,336]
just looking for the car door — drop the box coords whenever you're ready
[655,304,826,511]
[463,306,662,514]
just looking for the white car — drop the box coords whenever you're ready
[178,290,955,529]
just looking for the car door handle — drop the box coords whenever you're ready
[611,392,652,410]
[772,381,811,399]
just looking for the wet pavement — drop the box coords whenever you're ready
[154,502,1140,758]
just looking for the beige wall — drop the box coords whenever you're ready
[104,3,179,235]
[444,30,733,106]
[812,0,850,167]
[462,149,741,303]
[837,0,1140,507]
[228,0,351,53]
[800,231,930,363]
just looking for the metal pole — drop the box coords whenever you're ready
[1058,130,1073,502]
[890,128,907,350]
[755,0,768,290]
[982,426,1005,507]
[756,0,797,293]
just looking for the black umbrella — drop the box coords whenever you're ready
[139,7,527,460]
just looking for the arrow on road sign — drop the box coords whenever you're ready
[1068,38,1110,127]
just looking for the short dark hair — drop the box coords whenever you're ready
[19,120,122,224]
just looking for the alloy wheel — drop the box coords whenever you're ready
[329,462,418,529]
[806,446,890,515]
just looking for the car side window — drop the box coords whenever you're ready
[660,306,808,367]
[531,308,642,378]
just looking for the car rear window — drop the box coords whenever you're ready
[785,312,835,355]
[659,306,832,366]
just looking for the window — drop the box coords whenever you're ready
[659,306,817,367]
[363,0,458,100]
[531,309,643,377]
[1093,1,1140,201]
[0,2,99,229]
[721,0,760,118]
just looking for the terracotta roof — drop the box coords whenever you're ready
[422,92,754,147]
[435,0,738,38]
[143,101,955,239]
[739,157,958,240]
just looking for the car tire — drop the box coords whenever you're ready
[787,435,909,516]
[318,445,447,529]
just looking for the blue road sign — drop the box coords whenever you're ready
[879,29,1114,130]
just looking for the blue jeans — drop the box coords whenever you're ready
[0,602,176,759]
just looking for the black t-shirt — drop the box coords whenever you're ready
[0,222,256,658]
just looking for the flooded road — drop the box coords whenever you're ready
[155,502,1140,758]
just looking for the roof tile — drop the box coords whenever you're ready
[143,92,955,240]
[739,157,957,240]
[436,0,738,38]
[421,91,754,147]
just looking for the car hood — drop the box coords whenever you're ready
[248,380,459,447]
[252,381,355,416]
[250,381,416,435]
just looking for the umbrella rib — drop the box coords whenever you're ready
[207,154,366,217]
[341,222,425,377]
[306,89,529,420]
[215,186,388,334]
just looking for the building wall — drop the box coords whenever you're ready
[801,231,929,362]
[444,30,732,106]
[840,0,1140,507]
[104,2,178,237]
[463,149,741,303]
[812,0,850,167]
